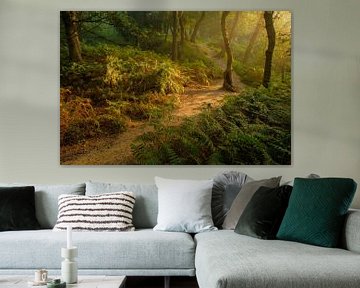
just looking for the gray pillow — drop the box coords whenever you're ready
[86,181,158,229]
[212,171,252,228]
[0,183,85,228]
[222,177,281,230]
[283,173,320,186]
[153,177,217,233]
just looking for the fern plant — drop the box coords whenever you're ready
[131,85,291,165]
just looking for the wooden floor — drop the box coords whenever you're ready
[126,276,199,288]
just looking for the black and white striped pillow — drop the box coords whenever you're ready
[53,192,136,231]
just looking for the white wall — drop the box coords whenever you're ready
[0,0,359,208]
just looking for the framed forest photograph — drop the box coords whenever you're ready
[60,11,291,165]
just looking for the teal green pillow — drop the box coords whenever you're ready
[276,178,357,247]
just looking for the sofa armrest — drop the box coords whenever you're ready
[342,209,360,253]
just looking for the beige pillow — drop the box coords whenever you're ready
[222,177,281,230]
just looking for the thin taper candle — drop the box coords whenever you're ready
[67,225,72,248]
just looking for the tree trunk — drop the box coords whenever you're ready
[171,11,179,61]
[61,11,82,62]
[164,24,169,42]
[178,12,186,59]
[190,12,205,43]
[179,12,186,46]
[221,12,235,92]
[263,11,276,88]
[217,11,240,58]
[243,13,263,64]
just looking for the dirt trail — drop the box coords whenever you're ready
[62,79,238,165]
[61,47,245,165]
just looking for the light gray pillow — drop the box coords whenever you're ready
[153,177,217,233]
[0,183,85,228]
[222,176,281,230]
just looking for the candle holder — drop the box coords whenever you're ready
[61,247,78,284]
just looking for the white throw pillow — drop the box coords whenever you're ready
[53,192,135,231]
[153,177,217,233]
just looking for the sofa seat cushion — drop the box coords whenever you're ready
[0,229,195,270]
[195,230,360,288]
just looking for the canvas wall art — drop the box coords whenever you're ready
[60,11,291,165]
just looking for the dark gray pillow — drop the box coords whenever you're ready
[235,185,293,239]
[212,171,251,228]
[0,183,86,228]
[223,176,282,230]
[0,186,41,231]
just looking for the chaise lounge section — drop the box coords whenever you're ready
[195,214,360,288]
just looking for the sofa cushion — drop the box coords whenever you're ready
[222,177,281,229]
[53,192,136,232]
[342,209,360,253]
[86,182,158,229]
[212,171,251,228]
[0,186,40,231]
[195,230,360,288]
[0,183,86,229]
[0,229,195,272]
[234,185,292,239]
[153,177,216,233]
[277,178,357,247]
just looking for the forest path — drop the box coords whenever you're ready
[62,79,238,165]
[61,46,245,165]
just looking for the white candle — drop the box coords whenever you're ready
[67,225,72,249]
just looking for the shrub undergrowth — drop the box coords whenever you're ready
[131,85,291,165]
[60,88,127,145]
[61,43,221,146]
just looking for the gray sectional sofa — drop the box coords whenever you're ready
[0,180,360,288]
